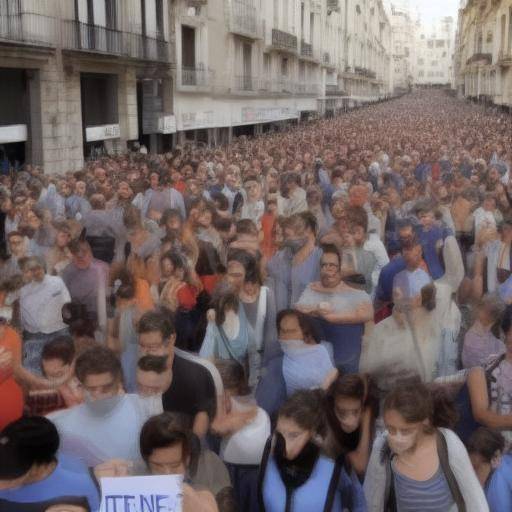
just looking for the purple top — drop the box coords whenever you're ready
[462,326,506,369]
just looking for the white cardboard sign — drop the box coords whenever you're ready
[100,475,183,512]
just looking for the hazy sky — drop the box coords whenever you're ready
[386,0,460,23]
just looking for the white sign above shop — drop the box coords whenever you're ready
[239,107,299,125]
[85,124,120,142]
[158,115,177,134]
[0,124,28,144]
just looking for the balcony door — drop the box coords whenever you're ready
[182,25,197,85]
[243,42,252,90]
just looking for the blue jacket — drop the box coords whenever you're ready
[261,453,366,512]
[486,454,512,512]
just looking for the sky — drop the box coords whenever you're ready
[385,0,461,23]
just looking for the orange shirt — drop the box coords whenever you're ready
[135,278,155,312]
[261,212,277,259]
[0,327,24,430]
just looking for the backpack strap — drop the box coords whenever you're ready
[323,456,344,512]
[257,437,272,512]
[485,353,506,402]
[436,430,466,512]
[380,442,397,512]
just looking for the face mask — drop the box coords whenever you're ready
[387,431,417,455]
[279,338,307,350]
[284,237,308,254]
[340,415,360,434]
[84,393,123,416]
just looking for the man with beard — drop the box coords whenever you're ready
[296,244,373,373]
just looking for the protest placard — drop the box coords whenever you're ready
[99,475,183,512]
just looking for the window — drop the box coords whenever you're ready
[281,57,288,76]
[418,58,424,65]
[436,40,445,48]
[427,40,434,49]
[418,71,424,77]
[431,60,438,66]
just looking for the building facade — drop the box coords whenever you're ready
[455,0,512,108]
[0,0,394,171]
[414,16,455,87]
[388,1,415,93]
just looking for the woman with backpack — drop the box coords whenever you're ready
[364,378,488,512]
[258,389,366,512]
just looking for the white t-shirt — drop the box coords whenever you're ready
[20,275,71,334]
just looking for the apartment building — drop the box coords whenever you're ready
[388,2,415,92]
[0,0,174,172]
[0,0,394,170]
[414,16,454,87]
[455,0,512,108]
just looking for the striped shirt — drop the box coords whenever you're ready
[392,462,454,512]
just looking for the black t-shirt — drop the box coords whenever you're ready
[162,353,216,421]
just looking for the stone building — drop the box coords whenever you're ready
[455,0,512,108]
[0,0,394,171]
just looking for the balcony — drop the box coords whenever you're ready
[62,20,169,62]
[498,49,512,67]
[228,0,261,39]
[326,84,348,96]
[466,52,492,65]
[300,40,313,58]
[62,20,123,55]
[327,0,340,12]
[181,66,210,87]
[296,82,321,95]
[0,2,57,47]
[271,28,297,53]
[232,74,257,92]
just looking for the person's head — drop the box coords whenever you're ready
[226,249,260,291]
[416,202,436,230]
[383,378,458,455]
[140,413,192,475]
[327,374,366,434]
[282,213,315,253]
[467,427,505,485]
[0,416,60,490]
[347,206,368,246]
[136,355,173,397]
[161,208,182,236]
[89,193,106,210]
[137,309,176,359]
[401,237,423,270]
[483,193,496,212]
[24,256,46,282]
[276,390,325,460]
[68,238,93,269]
[75,181,86,197]
[320,243,342,288]
[215,359,250,413]
[117,180,133,201]
[475,294,505,329]
[396,219,416,244]
[7,231,25,257]
[75,346,123,401]
[501,308,512,353]
[53,222,72,249]
[41,336,75,381]
[277,309,319,345]
[243,175,262,202]
[149,172,161,190]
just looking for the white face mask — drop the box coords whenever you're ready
[387,431,417,455]
[222,310,240,340]
[278,338,307,350]
[84,393,123,416]
[340,415,361,434]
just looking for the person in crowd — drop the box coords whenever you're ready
[44,221,73,276]
[0,416,100,511]
[48,345,162,467]
[364,378,488,511]
[140,412,228,512]
[137,309,216,438]
[296,244,373,373]
[19,256,71,374]
[324,373,377,477]
[258,389,366,512]
[467,427,512,511]
[267,212,322,312]
[61,238,109,342]
[461,294,506,369]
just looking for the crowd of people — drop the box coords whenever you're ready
[1,89,512,511]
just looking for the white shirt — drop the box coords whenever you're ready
[20,275,71,334]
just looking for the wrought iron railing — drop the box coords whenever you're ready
[271,28,297,52]
[233,74,256,91]
[181,66,209,87]
[0,1,57,46]
[498,49,512,65]
[62,20,169,62]
[300,40,313,58]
